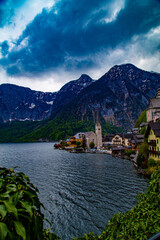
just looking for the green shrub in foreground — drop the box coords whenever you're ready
[0,167,59,240]
[148,158,157,168]
[74,168,160,240]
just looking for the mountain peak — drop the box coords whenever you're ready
[78,74,93,82]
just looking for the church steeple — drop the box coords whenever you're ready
[95,107,102,148]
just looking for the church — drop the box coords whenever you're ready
[74,108,103,148]
[146,88,160,122]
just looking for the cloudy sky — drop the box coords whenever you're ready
[0,0,160,92]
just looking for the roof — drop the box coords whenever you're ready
[103,134,114,141]
[132,134,144,144]
[147,98,160,109]
[84,131,96,137]
[113,133,123,138]
[140,122,148,127]
[123,133,133,139]
[145,122,160,138]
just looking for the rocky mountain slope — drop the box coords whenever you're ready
[0,74,94,123]
[59,64,160,130]
[0,84,56,122]
[50,74,94,118]
[1,64,160,131]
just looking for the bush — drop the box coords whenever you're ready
[138,142,148,160]
[0,167,59,240]
[124,149,134,157]
[136,153,144,167]
[147,158,157,168]
[89,141,95,149]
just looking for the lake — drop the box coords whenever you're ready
[0,142,149,239]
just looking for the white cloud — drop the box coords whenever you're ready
[0,0,55,43]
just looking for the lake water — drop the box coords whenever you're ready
[0,142,149,239]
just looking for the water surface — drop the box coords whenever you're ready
[0,143,149,239]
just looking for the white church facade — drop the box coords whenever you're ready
[74,108,103,148]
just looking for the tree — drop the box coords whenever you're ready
[81,135,87,150]
[89,141,95,149]
[76,141,81,148]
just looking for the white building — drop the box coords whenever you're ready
[147,88,160,122]
[95,108,102,148]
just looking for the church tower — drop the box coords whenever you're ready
[95,108,102,148]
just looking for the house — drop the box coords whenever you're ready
[102,134,114,146]
[123,133,133,148]
[74,131,97,148]
[112,134,123,145]
[145,122,160,161]
[65,136,81,149]
[131,134,144,151]
[132,128,139,134]
[146,88,160,122]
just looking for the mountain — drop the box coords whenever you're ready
[50,74,94,118]
[1,63,160,142]
[63,64,160,130]
[0,74,94,123]
[0,84,56,122]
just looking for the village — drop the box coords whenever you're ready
[54,88,160,165]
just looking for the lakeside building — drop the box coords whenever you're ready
[74,131,97,148]
[131,134,144,151]
[145,122,160,161]
[112,134,123,145]
[65,108,103,149]
[146,87,160,122]
[102,134,114,147]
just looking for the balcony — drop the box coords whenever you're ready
[148,140,156,146]
[148,149,160,155]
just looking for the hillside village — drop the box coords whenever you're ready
[55,88,160,164]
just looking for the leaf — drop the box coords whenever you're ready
[0,192,10,199]
[0,205,7,219]
[6,184,17,192]
[14,221,26,240]
[0,179,4,188]
[20,201,33,217]
[0,222,8,240]
[3,199,18,219]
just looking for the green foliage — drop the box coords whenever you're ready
[138,142,149,160]
[124,149,135,157]
[148,158,157,168]
[139,126,146,134]
[75,169,160,240]
[81,135,87,150]
[134,110,147,128]
[73,232,97,240]
[89,141,95,149]
[102,122,122,135]
[136,153,144,167]
[0,111,123,143]
[0,167,59,240]
[75,142,81,148]
[0,121,46,143]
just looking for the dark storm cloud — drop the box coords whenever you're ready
[1,0,160,76]
[0,40,9,56]
[0,0,27,27]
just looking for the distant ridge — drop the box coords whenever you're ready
[0,63,160,131]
